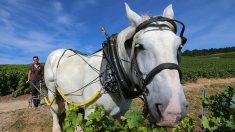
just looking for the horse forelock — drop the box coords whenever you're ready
[117,15,151,61]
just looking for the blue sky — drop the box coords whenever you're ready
[0,0,234,64]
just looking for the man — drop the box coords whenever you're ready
[26,56,44,107]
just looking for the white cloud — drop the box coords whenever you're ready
[57,15,72,26]
[185,16,235,50]
[52,1,73,26]
[74,0,96,9]
[0,1,84,52]
[0,30,53,54]
[177,0,235,50]
[53,1,63,13]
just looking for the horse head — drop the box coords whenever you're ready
[122,3,188,127]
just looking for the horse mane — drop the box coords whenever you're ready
[117,26,135,61]
[117,15,150,62]
[116,15,150,74]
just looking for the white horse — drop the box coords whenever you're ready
[44,3,187,131]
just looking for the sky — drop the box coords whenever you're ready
[0,0,235,64]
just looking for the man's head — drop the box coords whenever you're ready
[33,56,39,64]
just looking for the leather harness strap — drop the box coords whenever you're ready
[134,16,177,35]
[144,63,182,86]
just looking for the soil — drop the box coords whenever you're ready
[0,78,234,131]
[0,94,52,132]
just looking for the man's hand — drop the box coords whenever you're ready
[26,80,30,84]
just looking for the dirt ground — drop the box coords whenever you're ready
[0,78,234,132]
[0,95,52,132]
[0,95,29,113]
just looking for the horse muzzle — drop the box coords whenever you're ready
[146,100,187,127]
[156,119,179,127]
[148,111,182,127]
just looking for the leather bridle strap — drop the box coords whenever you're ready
[135,17,177,34]
[143,63,182,86]
[132,16,187,46]
[134,16,185,38]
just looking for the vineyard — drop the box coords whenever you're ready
[0,52,235,97]
[63,87,235,132]
[181,52,235,82]
[0,64,29,97]
[0,51,235,131]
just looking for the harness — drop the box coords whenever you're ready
[100,35,142,99]
[100,16,187,99]
[45,16,187,111]
[44,49,103,108]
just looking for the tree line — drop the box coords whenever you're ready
[182,46,235,56]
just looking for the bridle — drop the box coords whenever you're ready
[100,16,187,99]
[129,16,187,94]
[122,16,188,117]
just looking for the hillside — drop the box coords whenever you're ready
[0,48,235,131]
[180,52,235,82]
[0,51,235,97]
[208,52,235,58]
[182,46,235,56]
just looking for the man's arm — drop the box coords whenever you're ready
[26,69,32,83]
[41,65,44,81]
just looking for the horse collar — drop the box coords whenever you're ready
[100,34,143,99]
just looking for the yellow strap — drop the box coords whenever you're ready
[44,96,55,106]
[57,87,101,107]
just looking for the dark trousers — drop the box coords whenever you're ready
[30,80,40,107]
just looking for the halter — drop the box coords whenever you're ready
[100,16,187,99]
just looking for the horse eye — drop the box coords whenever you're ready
[135,43,144,49]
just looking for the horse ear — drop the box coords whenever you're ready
[163,4,174,19]
[125,3,142,26]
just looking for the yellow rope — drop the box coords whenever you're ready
[57,87,101,107]
[44,96,55,106]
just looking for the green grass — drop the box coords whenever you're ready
[180,52,235,82]
[208,52,235,58]
[0,64,29,75]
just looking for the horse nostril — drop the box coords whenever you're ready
[155,104,163,118]
[175,116,181,123]
[185,102,189,108]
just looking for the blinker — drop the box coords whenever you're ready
[181,36,187,45]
